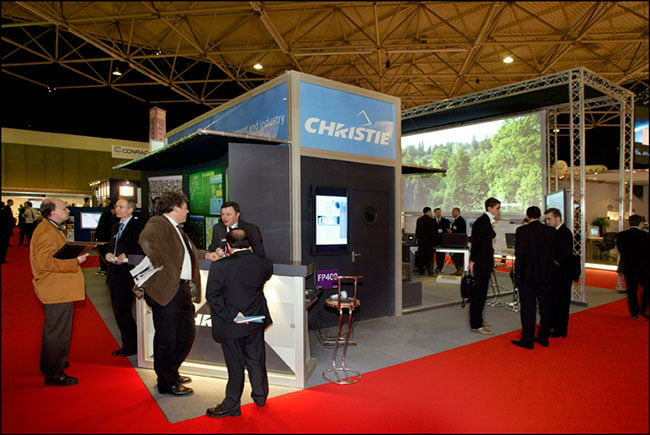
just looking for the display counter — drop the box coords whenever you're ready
[135,260,317,388]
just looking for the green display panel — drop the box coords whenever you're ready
[188,169,224,216]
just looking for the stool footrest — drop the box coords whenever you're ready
[323,337,357,346]
[323,368,362,384]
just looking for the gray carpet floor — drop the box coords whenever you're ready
[84,266,625,423]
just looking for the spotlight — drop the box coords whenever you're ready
[502,56,514,64]
[112,67,122,76]
[253,63,263,70]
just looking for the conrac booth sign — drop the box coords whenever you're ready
[112,145,149,159]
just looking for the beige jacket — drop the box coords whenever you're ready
[30,220,85,304]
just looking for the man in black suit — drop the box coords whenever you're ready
[544,207,576,337]
[469,197,501,335]
[511,206,557,349]
[449,207,467,275]
[139,191,217,397]
[432,207,451,274]
[615,214,649,319]
[94,198,117,276]
[104,197,144,357]
[415,207,435,276]
[205,228,274,418]
[208,201,265,258]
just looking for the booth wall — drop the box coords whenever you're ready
[301,156,395,328]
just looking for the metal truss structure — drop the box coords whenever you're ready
[404,67,635,304]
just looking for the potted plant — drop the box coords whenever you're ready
[591,216,611,234]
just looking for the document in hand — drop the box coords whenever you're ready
[234,315,266,324]
[129,256,163,287]
[53,241,96,259]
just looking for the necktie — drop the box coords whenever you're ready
[114,222,125,255]
[227,226,232,232]
[178,225,199,282]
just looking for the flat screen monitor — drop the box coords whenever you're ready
[545,189,570,223]
[313,186,349,255]
[80,212,102,230]
[588,225,600,237]
[188,169,225,216]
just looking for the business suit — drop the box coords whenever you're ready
[469,213,495,329]
[30,218,85,380]
[208,219,266,258]
[206,249,273,412]
[139,215,208,392]
[616,227,649,317]
[433,216,451,272]
[549,223,574,336]
[451,215,467,271]
[106,216,144,354]
[415,213,435,275]
[514,220,557,346]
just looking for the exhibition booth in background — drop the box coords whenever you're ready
[117,70,401,387]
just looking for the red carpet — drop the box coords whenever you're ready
[2,233,648,433]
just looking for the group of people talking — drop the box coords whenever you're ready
[30,192,272,418]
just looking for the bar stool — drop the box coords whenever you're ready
[322,275,363,384]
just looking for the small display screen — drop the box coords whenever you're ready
[313,186,348,254]
[80,212,102,230]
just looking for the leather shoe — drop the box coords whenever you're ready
[471,327,494,335]
[45,373,78,386]
[640,312,649,319]
[534,337,549,347]
[550,331,567,338]
[159,384,193,396]
[511,340,534,350]
[112,348,137,357]
[206,404,241,418]
[254,399,266,407]
[178,375,192,384]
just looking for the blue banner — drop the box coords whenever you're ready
[300,82,396,159]
[167,82,288,144]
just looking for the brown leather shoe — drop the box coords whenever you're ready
[159,384,193,396]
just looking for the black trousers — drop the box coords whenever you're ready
[469,262,491,329]
[549,278,572,336]
[145,282,196,391]
[434,249,446,272]
[451,253,464,270]
[40,302,74,378]
[623,272,649,317]
[518,282,551,345]
[107,265,137,352]
[220,329,268,411]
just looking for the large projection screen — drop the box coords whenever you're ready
[402,110,546,220]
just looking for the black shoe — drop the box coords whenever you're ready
[112,348,137,357]
[254,399,266,407]
[550,331,567,338]
[159,384,193,396]
[534,337,549,347]
[64,361,70,369]
[511,340,534,349]
[45,373,78,386]
[631,314,638,319]
[206,404,241,418]
[178,375,192,384]
[639,312,649,319]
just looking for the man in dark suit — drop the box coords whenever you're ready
[415,206,435,276]
[104,197,144,357]
[469,197,501,335]
[544,207,576,337]
[511,206,557,349]
[205,228,274,418]
[138,191,218,396]
[208,201,265,258]
[94,198,117,276]
[432,207,451,274]
[449,207,467,275]
[615,214,649,319]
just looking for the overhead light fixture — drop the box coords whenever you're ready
[253,63,263,70]
[502,56,514,64]
[112,67,122,76]
[553,128,560,133]
[154,48,163,56]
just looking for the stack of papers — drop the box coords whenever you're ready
[129,256,163,287]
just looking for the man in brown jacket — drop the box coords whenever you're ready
[30,199,89,386]
[138,191,218,396]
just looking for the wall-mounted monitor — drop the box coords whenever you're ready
[588,225,600,237]
[80,212,102,230]
[313,186,349,255]
[188,169,225,216]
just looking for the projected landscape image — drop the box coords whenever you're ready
[402,111,544,217]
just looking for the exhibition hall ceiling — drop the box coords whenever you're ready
[2,1,648,142]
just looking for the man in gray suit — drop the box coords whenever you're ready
[139,191,218,396]
[208,201,265,258]
[205,228,273,418]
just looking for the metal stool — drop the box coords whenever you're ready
[322,275,363,385]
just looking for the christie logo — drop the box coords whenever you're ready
[304,110,391,145]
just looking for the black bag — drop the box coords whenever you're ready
[460,272,474,308]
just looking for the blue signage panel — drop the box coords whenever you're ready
[167,82,288,144]
[299,82,396,159]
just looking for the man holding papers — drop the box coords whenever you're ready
[205,228,273,418]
